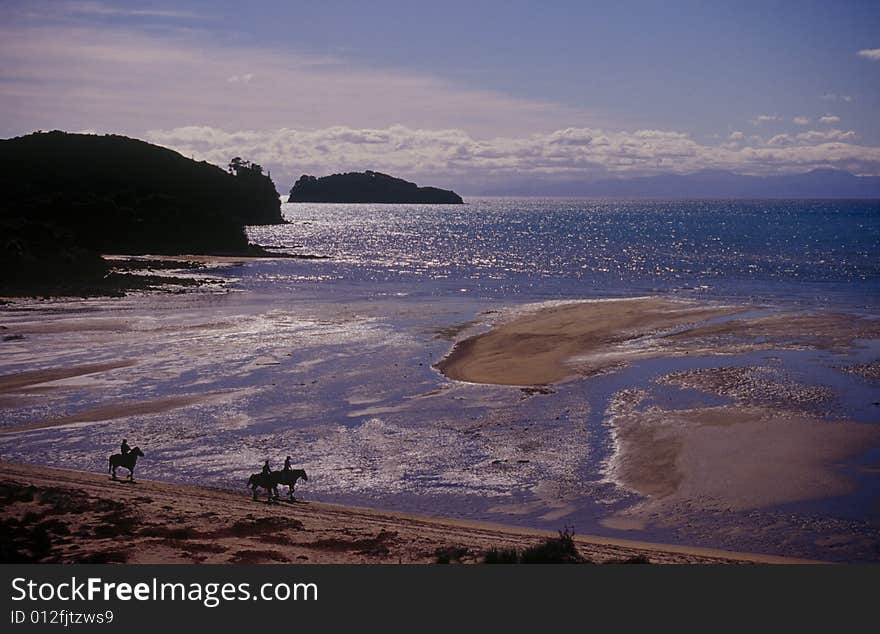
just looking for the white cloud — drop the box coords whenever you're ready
[728,131,745,141]
[819,115,841,124]
[821,93,854,102]
[793,116,810,126]
[751,114,781,125]
[857,48,880,60]
[226,73,254,84]
[143,124,880,191]
[767,134,793,147]
[795,129,856,143]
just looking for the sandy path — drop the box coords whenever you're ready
[0,461,813,564]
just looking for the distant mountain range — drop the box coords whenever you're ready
[481,169,880,198]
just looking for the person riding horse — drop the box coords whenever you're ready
[109,442,144,481]
[283,456,292,471]
[262,460,271,477]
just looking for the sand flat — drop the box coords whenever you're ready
[435,298,741,386]
[0,391,236,434]
[0,461,814,564]
[663,312,880,352]
[0,360,136,394]
[607,403,880,511]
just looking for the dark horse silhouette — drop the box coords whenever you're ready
[248,472,276,502]
[247,469,308,502]
[273,469,308,501]
[109,446,144,481]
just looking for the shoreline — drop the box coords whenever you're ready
[0,461,818,564]
[0,248,328,301]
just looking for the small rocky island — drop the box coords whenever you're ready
[288,170,463,204]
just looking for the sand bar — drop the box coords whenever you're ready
[607,401,880,511]
[435,298,741,386]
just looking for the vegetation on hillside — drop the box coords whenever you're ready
[288,170,463,204]
[0,131,283,295]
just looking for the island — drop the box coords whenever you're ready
[287,170,463,204]
[0,131,284,296]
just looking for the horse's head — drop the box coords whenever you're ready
[247,474,257,487]
[300,470,308,481]
[132,447,145,457]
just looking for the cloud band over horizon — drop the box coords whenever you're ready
[142,124,880,192]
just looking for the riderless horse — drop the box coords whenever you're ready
[109,446,144,481]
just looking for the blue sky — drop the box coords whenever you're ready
[1,1,879,191]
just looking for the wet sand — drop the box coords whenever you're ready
[0,391,237,435]
[664,312,880,352]
[435,298,742,386]
[435,298,880,543]
[605,400,879,511]
[0,461,812,564]
[0,360,137,393]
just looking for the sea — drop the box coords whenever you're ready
[1,197,879,560]
[247,198,880,311]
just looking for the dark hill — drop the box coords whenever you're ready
[0,131,283,294]
[288,171,463,204]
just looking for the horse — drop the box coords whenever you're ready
[247,469,308,502]
[271,468,308,501]
[109,447,144,481]
[248,472,278,502]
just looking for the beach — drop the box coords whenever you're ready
[0,461,809,564]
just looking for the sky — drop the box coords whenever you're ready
[1,0,879,192]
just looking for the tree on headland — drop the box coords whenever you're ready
[228,156,264,177]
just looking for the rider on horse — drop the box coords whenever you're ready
[284,456,292,471]
[262,460,271,477]
[109,442,144,481]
